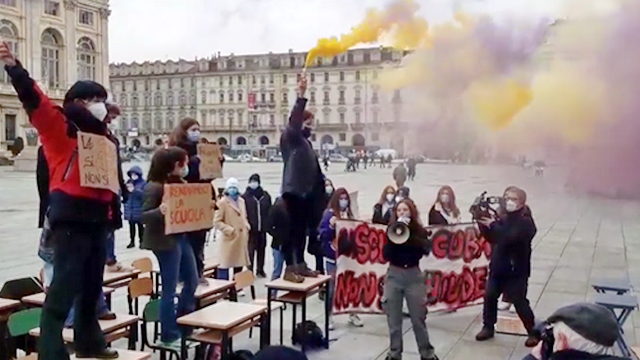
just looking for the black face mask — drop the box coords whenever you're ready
[63,102,107,137]
[301,126,312,139]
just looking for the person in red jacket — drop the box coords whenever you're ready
[1,42,118,359]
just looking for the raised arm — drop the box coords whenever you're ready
[1,41,68,152]
[287,74,308,133]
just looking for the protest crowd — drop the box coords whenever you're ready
[0,41,635,360]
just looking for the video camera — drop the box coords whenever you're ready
[469,191,502,221]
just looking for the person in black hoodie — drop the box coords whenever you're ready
[242,173,272,278]
[476,186,538,348]
[2,42,118,359]
[279,74,325,283]
[266,196,289,282]
[168,118,223,285]
[372,185,396,225]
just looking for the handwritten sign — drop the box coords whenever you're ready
[332,220,491,315]
[162,183,214,235]
[197,144,223,179]
[78,131,119,194]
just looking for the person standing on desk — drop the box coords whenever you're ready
[2,42,118,359]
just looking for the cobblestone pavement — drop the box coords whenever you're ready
[1,161,638,359]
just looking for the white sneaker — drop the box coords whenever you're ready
[328,317,335,331]
[498,301,511,311]
[237,289,246,297]
[348,314,364,327]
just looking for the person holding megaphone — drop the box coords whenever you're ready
[382,199,439,360]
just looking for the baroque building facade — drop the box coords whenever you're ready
[109,47,408,156]
[0,0,110,152]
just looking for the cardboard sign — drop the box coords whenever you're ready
[332,220,491,315]
[197,144,223,179]
[349,191,360,220]
[162,183,214,235]
[78,131,119,194]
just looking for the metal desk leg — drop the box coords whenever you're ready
[266,292,272,345]
[324,282,330,349]
[221,332,229,360]
[128,323,138,350]
[180,334,187,360]
[291,304,297,345]
[301,297,307,353]
[280,307,284,345]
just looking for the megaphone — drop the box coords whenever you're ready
[387,221,410,244]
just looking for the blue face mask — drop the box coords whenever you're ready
[187,129,201,142]
[339,199,349,210]
[180,165,189,178]
[227,187,239,199]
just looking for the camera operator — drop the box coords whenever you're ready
[475,186,538,348]
[382,199,439,360]
[523,303,629,360]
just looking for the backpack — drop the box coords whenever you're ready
[293,320,325,348]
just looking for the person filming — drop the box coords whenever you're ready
[475,186,538,348]
[382,199,439,360]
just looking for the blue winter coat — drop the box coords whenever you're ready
[319,209,338,260]
[123,166,146,222]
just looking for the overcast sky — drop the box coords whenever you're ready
[108,0,562,64]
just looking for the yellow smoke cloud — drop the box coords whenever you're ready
[467,79,533,131]
[304,0,429,68]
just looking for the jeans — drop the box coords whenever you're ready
[271,248,285,281]
[382,266,435,360]
[128,221,144,244]
[482,275,535,334]
[325,259,337,316]
[39,224,108,360]
[187,230,207,278]
[42,262,110,328]
[217,267,243,281]
[248,231,267,274]
[153,236,198,342]
[105,231,116,265]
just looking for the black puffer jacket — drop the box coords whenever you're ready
[242,187,272,233]
[266,197,290,250]
[482,206,536,278]
[279,97,323,198]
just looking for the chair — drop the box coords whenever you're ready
[132,257,159,294]
[128,278,154,316]
[233,271,285,344]
[141,299,196,359]
[0,278,43,301]
[7,308,42,357]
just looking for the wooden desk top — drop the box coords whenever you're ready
[19,350,151,360]
[0,298,20,312]
[204,260,220,270]
[194,278,235,299]
[30,314,139,341]
[177,301,266,330]
[265,275,331,292]
[103,269,140,285]
[22,287,115,307]
[71,350,151,360]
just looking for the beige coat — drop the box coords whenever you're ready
[214,196,251,268]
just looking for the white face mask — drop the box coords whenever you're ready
[86,102,108,121]
[395,195,403,203]
[187,129,201,142]
[180,165,189,178]
[505,200,519,212]
[249,181,259,190]
[325,186,334,195]
[440,194,450,204]
[386,193,395,202]
[130,174,139,181]
[339,199,349,210]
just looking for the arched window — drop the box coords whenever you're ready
[77,37,96,80]
[154,112,163,131]
[166,112,175,130]
[131,114,140,129]
[0,20,18,83]
[236,136,247,145]
[217,137,228,146]
[352,133,366,147]
[166,92,174,106]
[41,28,63,88]
[259,136,269,145]
[200,91,207,104]
[154,92,163,106]
[120,93,128,106]
[179,91,186,105]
